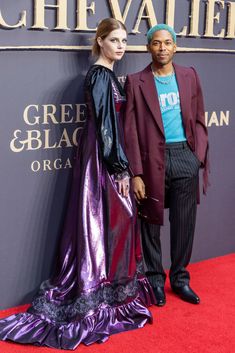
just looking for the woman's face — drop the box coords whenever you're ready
[97,28,127,62]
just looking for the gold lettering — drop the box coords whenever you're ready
[220,111,229,125]
[26,130,43,150]
[64,158,72,169]
[43,105,58,124]
[108,0,133,23]
[43,159,52,171]
[32,0,69,30]
[75,104,86,123]
[61,104,74,123]
[31,158,73,172]
[58,129,72,147]
[226,1,235,38]
[189,0,200,37]
[10,130,25,152]
[177,26,187,36]
[72,127,83,146]
[44,129,57,149]
[207,111,219,126]
[132,0,157,34]
[0,10,26,29]
[205,112,208,126]
[31,160,41,172]
[75,0,96,31]
[23,105,40,125]
[10,130,42,151]
[54,158,63,169]
[205,0,225,37]
[165,0,175,27]
[166,0,187,36]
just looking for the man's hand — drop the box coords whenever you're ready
[132,176,146,202]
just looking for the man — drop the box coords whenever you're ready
[124,24,209,306]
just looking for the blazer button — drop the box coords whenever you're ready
[158,165,163,170]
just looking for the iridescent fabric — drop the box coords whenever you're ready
[0,65,155,350]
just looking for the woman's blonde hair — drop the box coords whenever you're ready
[92,18,127,57]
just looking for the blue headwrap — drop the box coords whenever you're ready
[147,24,176,43]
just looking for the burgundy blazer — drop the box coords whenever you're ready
[123,63,209,225]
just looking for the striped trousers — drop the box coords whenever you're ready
[141,141,201,288]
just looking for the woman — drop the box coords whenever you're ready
[0,18,155,350]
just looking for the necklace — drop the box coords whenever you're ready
[152,67,175,85]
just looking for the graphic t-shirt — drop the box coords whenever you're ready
[154,74,186,143]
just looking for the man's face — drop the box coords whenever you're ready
[147,30,176,66]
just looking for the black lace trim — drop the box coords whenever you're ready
[29,276,140,324]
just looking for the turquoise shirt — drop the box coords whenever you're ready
[154,74,186,143]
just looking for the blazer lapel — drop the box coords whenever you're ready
[139,65,165,136]
[173,64,190,130]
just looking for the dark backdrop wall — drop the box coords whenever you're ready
[0,0,235,309]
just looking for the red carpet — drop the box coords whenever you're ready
[0,254,235,353]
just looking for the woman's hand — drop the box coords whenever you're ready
[132,176,146,202]
[116,176,130,197]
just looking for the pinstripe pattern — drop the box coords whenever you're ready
[141,142,200,288]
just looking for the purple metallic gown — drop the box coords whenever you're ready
[0,65,155,350]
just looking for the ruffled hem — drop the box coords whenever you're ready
[0,278,156,350]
